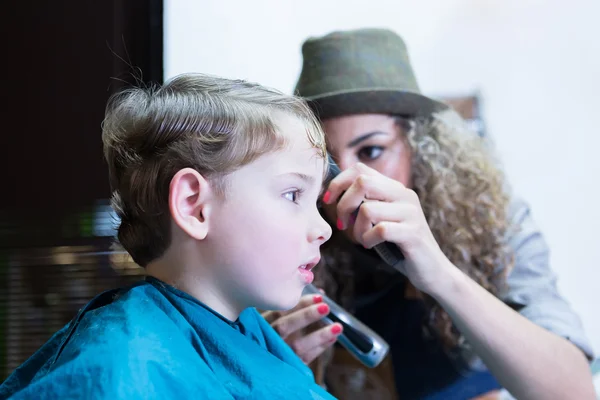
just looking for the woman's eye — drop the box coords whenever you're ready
[358,146,384,161]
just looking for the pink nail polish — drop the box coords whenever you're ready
[317,304,329,315]
[331,324,342,335]
[336,218,343,230]
[323,191,331,203]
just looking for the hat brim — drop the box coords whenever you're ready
[303,89,449,120]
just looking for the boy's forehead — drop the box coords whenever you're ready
[275,113,307,136]
[272,142,325,173]
[246,139,325,182]
[276,115,323,152]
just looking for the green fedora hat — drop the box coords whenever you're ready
[294,28,449,119]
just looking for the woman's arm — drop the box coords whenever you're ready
[432,262,594,400]
[429,198,595,400]
[326,164,596,400]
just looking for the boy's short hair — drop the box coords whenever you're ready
[101,73,326,267]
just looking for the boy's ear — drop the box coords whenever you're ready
[169,168,213,240]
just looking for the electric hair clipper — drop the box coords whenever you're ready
[302,283,389,368]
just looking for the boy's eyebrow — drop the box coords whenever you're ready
[279,172,316,185]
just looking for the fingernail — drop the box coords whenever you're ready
[317,304,329,315]
[331,324,342,335]
[336,218,344,230]
[313,295,323,304]
[322,191,331,204]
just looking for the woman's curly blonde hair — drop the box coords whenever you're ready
[406,110,515,348]
[316,109,515,350]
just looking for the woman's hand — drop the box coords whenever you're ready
[325,163,597,399]
[262,293,343,364]
[323,163,453,295]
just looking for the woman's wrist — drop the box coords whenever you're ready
[423,257,467,300]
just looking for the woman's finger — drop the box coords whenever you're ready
[351,201,413,241]
[290,323,344,364]
[271,302,331,339]
[334,173,413,229]
[261,293,323,324]
[324,163,374,205]
[333,175,380,228]
[261,310,282,324]
[361,221,418,250]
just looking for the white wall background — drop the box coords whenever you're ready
[164,0,600,353]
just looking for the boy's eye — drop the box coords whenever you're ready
[283,190,300,203]
[358,146,384,161]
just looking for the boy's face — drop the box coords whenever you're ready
[204,113,332,313]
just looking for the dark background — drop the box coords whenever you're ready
[0,0,163,380]
[2,0,163,218]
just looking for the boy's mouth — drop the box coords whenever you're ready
[299,263,314,271]
[299,256,320,271]
[298,256,320,284]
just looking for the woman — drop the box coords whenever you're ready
[264,28,595,399]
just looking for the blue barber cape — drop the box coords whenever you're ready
[0,277,335,400]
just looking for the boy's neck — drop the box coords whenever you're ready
[145,244,243,321]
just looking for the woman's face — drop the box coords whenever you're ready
[322,114,412,186]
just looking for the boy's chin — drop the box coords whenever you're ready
[258,292,303,312]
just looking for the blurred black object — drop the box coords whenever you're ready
[0,0,163,381]
[1,0,163,213]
